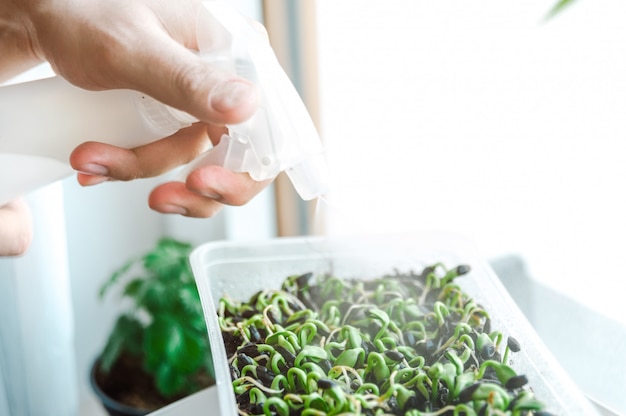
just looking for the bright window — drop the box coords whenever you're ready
[314,0,626,324]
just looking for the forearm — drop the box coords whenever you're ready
[0,0,44,82]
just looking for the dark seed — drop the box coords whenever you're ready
[238,342,261,358]
[275,345,296,367]
[277,361,288,374]
[479,343,496,360]
[505,374,528,390]
[403,395,419,411]
[318,358,333,374]
[368,321,383,338]
[330,348,343,359]
[249,291,262,306]
[249,325,263,343]
[237,353,255,370]
[256,366,275,386]
[316,324,330,338]
[482,367,500,383]
[362,340,376,355]
[241,309,257,319]
[317,378,338,389]
[458,383,481,403]
[507,336,521,353]
[287,300,303,312]
[296,272,313,288]
[405,332,416,346]
[223,332,241,356]
[483,318,492,334]
[229,364,240,380]
[236,389,250,406]
[455,265,471,276]
[298,295,317,311]
[266,309,281,325]
[384,350,405,361]
[419,266,435,280]
[308,286,322,306]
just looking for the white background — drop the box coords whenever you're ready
[315,0,626,325]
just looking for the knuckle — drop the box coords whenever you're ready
[171,60,214,99]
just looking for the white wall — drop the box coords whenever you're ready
[315,0,626,325]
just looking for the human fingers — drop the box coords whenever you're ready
[0,199,33,256]
[70,123,226,184]
[149,165,272,217]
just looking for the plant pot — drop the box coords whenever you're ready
[89,358,152,416]
[90,354,190,416]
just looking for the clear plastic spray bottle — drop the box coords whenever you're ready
[0,1,329,206]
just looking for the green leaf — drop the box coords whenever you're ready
[143,238,192,277]
[154,363,186,397]
[545,0,579,21]
[143,314,180,372]
[187,314,208,334]
[122,278,146,300]
[170,327,205,374]
[143,314,205,374]
[139,280,169,313]
[178,283,203,314]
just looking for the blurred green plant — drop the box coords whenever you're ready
[99,237,214,398]
[546,0,579,20]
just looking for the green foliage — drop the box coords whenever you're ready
[99,238,214,398]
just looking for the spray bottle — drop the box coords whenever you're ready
[0,1,329,206]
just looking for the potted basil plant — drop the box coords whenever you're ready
[90,238,214,416]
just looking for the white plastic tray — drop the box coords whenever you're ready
[190,233,601,415]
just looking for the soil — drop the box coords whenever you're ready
[94,352,186,411]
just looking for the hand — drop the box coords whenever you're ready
[11,0,270,217]
[0,199,33,256]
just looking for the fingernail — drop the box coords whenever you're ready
[209,80,255,114]
[155,204,188,215]
[79,163,109,176]
[83,176,109,186]
[200,191,221,200]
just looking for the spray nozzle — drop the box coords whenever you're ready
[183,1,329,200]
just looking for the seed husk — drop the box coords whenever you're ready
[505,374,529,390]
[507,336,521,353]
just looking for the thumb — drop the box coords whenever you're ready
[121,33,258,126]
